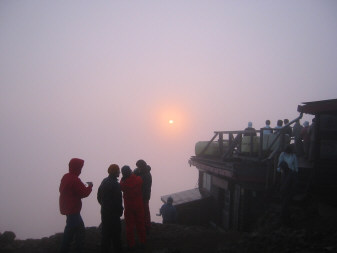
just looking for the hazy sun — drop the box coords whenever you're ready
[169,120,174,124]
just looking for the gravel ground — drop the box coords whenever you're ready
[1,198,337,253]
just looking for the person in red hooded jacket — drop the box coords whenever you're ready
[59,158,93,253]
[120,165,146,249]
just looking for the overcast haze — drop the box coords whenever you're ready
[1,1,337,239]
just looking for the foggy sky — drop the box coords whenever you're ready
[1,1,337,239]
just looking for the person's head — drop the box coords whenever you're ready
[69,158,84,176]
[136,159,147,173]
[108,164,120,177]
[248,122,253,128]
[284,144,293,154]
[265,120,270,126]
[167,196,173,204]
[303,121,309,127]
[284,119,289,125]
[277,120,283,127]
[121,165,132,179]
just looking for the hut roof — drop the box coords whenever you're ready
[297,99,337,115]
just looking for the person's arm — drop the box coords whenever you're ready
[97,183,102,205]
[74,178,92,198]
[158,205,164,216]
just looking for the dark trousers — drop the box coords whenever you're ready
[60,213,85,253]
[101,214,122,253]
[143,200,151,232]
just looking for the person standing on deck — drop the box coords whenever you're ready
[292,119,304,156]
[243,122,257,136]
[278,144,298,174]
[301,121,310,158]
[283,119,292,136]
[278,144,298,193]
[263,120,272,135]
[275,120,283,131]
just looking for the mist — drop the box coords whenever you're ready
[1,1,337,239]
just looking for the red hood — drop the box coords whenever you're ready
[69,158,84,176]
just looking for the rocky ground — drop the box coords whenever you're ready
[1,198,337,253]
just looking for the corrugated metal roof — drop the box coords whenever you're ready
[160,188,211,206]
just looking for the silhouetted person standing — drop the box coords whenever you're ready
[301,121,310,158]
[157,196,177,224]
[278,144,298,194]
[283,119,292,136]
[135,159,152,234]
[120,166,146,249]
[243,122,257,136]
[292,119,304,156]
[275,119,283,131]
[97,164,123,253]
[263,120,272,135]
[59,158,93,253]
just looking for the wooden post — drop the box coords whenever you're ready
[259,130,263,159]
[219,132,224,156]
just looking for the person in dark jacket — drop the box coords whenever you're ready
[292,119,304,156]
[301,121,310,158]
[97,164,124,253]
[283,119,292,136]
[243,122,257,136]
[135,159,152,234]
[157,196,177,224]
[59,158,93,253]
[120,166,146,249]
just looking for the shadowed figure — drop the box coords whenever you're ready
[59,158,93,253]
[157,196,177,224]
[120,165,146,249]
[97,164,124,253]
[134,159,152,234]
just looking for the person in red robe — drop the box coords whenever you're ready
[120,165,146,249]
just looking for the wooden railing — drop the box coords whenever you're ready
[197,113,303,162]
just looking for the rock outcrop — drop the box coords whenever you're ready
[1,199,337,253]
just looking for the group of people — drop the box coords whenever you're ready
[275,118,316,224]
[268,118,316,159]
[244,119,292,136]
[58,158,152,253]
[244,118,292,136]
[243,118,317,224]
[245,118,316,159]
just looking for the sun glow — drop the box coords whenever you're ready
[153,103,190,140]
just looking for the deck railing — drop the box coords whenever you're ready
[197,113,303,162]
